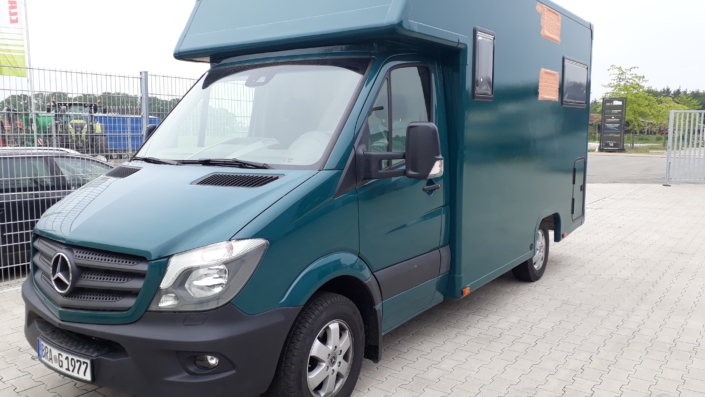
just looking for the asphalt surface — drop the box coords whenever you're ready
[587,154,667,184]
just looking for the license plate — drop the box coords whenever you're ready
[37,339,93,382]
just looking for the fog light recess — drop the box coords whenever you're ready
[195,355,219,370]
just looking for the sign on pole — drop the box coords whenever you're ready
[0,0,27,77]
[599,97,627,152]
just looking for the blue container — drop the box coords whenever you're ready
[94,115,161,151]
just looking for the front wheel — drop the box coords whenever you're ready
[512,224,550,282]
[266,292,364,397]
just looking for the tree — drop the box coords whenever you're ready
[673,94,702,110]
[652,97,689,128]
[589,99,600,113]
[602,66,659,136]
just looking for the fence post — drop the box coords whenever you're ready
[664,111,675,186]
[140,71,149,146]
[127,116,132,157]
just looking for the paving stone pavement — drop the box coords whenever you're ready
[0,183,704,397]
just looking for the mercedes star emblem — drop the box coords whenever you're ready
[51,252,75,295]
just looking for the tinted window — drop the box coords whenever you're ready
[563,59,589,107]
[0,157,59,193]
[54,157,111,189]
[474,29,495,100]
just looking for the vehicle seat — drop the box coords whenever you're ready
[287,131,333,165]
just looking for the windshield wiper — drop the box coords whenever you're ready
[180,158,272,169]
[132,157,180,165]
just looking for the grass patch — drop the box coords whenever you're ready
[625,145,667,154]
[589,134,666,145]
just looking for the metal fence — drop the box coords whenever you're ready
[0,65,198,282]
[1,65,197,160]
[665,110,705,185]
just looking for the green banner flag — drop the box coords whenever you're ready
[0,0,27,77]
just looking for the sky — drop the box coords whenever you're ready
[16,0,705,99]
[556,0,705,98]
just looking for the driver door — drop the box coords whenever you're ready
[356,58,449,332]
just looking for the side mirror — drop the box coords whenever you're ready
[405,122,444,180]
[145,124,158,140]
[361,122,444,181]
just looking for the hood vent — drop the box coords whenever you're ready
[195,173,281,188]
[106,166,141,179]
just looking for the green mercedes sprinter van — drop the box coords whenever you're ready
[23,0,592,396]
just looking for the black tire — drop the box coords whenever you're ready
[512,224,550,282]
[265,292,364,397]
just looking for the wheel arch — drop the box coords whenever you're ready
[536,210,562,243]
[279,252,383,362]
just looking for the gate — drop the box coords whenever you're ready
[665,110,705,185]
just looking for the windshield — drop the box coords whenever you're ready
[137,61,368,168]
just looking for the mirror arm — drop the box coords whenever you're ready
[364,152,405,179]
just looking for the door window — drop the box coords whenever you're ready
[0,157,57,193]
[390,67,432,154]
[365,65,432,167]
[367,79,390,154]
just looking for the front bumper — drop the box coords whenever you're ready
[23,278,300,397]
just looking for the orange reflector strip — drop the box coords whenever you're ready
[562,233,568,238]
[536,2,562,43]
[462,287,470,296]
[539,68,560,101]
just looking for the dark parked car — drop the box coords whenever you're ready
[0,148,112,279]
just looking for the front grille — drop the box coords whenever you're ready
[36,319,124,358]
[33,237,148,312]
[73,249,143,266]
[79,271,133,283]
[65,291,126,302]
[195,173,282,188]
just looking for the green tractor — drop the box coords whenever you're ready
[46,101,108,155]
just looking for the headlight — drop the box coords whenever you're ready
[149,239,268,312]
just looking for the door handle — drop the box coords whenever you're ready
[423,183,441,192]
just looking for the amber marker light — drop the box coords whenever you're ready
[562,233,568,238]
[462,287,470,296]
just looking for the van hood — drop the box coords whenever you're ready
[34,162,317,260]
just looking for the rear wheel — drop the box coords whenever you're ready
[512,224,549,282]
[266,292,364,397]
